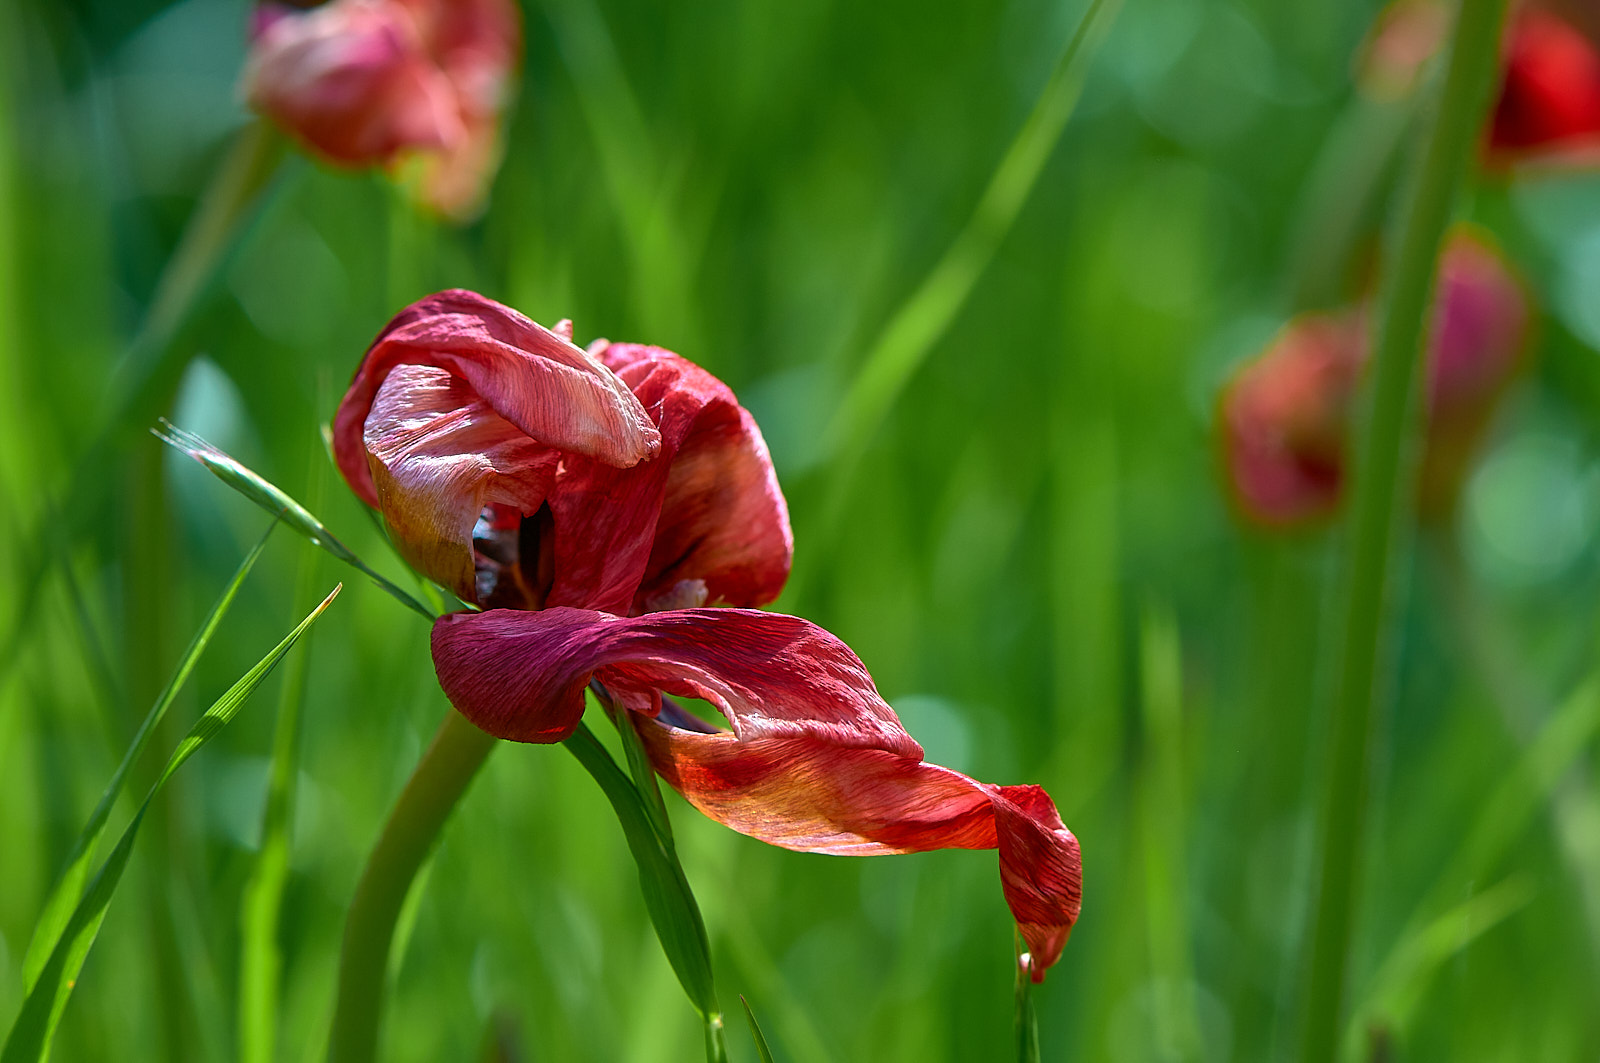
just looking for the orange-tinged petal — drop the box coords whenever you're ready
[430,606,1082,978]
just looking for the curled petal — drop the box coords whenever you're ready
[363,365,557,601]
[430,607,1082,977]
[552,343,792,614]
[333,290,660,509]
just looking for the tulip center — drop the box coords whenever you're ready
[473,502,556,609]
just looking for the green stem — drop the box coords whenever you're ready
[328,710,497,1063]
[1298,0,1509,1059]
[1014,940,1040,1063]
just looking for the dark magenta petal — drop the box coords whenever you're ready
[429,606,1082,978]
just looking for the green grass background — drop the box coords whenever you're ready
[2,0,1600,1059]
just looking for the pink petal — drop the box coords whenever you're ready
[363,364,558,601]
[430,606,1082,978]
[333,290,660,511]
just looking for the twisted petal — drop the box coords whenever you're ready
[549,343,792,615]
[430,607,1082,978]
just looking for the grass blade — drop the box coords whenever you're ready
[19,524,275,992]
[562,721,724,1059]
[741,996,776,1063]
[818,0,1118,470]
[1,583,341,1063]
[154,421,436,621]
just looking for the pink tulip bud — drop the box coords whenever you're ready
[242,0,520,218]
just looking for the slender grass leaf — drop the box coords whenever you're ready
[818,0,1118,470]
[20,524,275,992]
[1,583,341,1063]
[562,722,719,1022]
[154,421,435,620]
[742,997,776,1063]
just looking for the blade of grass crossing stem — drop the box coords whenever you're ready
[239,454,328,1063]
[19,525,275,991]
[596,684,673,841]
[562,723,726,1063]
[1299,1,1511,1058]
[1014,936,1040,1063]
[809,0,1118,539]
[1,583,341,1063]
[742,997,776,1063]
[154,421,436,620]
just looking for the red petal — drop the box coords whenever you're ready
[574,343,792,613]
[1489,10,1600,161]
[429,606,1082,977]
[333,290,660,510]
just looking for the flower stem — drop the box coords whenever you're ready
[1014,942,1040,1063]
[1298,0,1509,1058]
[328,710,497,1063]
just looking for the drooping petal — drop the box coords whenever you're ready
[362,364,558,601]
[244,0,463,167]
[550,342,792,614]
[429,606,1082,978]
[333,290,660,510]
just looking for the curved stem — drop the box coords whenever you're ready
[1298,0,1509,1058]
[329,710,497,1063]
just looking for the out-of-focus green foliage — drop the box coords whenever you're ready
[1,0,1599,1059]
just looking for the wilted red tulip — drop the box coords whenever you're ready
[333,289,1083,980]
[431,607,1083,979]
[1220,227,1529,526]
[242,0,520,217]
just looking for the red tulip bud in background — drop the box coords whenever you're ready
[1220,228,1530,528]
[243,0,520,218]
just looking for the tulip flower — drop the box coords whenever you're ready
[1220,227,1529,527]
[332,289,1083,980]
[1358,1,1600,167]
[242,0,520,218]
[1219,313,1366,528]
